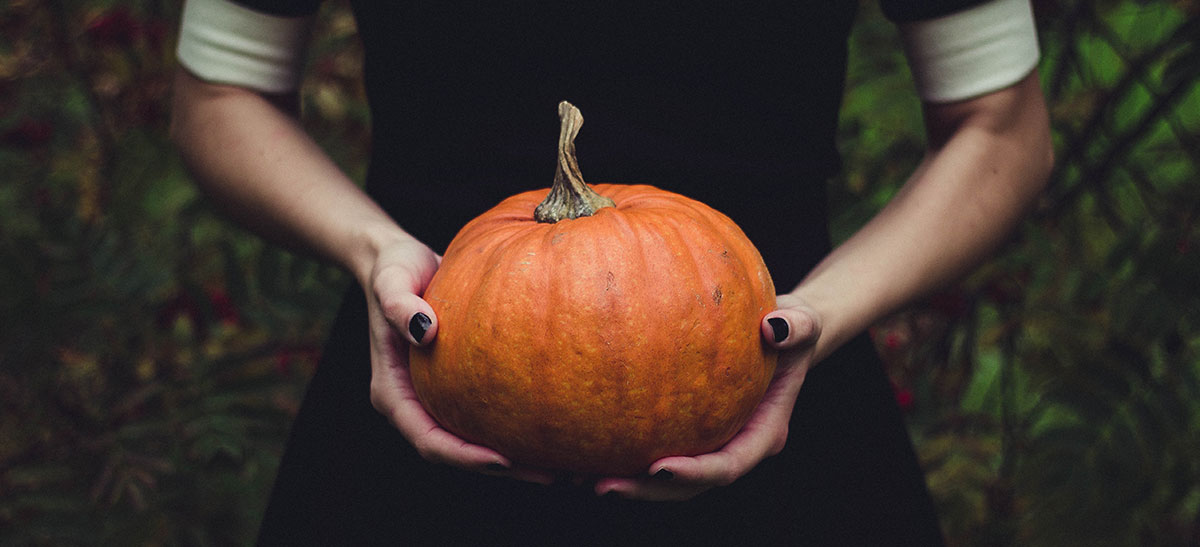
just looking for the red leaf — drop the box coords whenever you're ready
[206,287,240,325]
[1,118,53,149]
[86,7,141,48]
[892,383,915,413]
[927,289,970,319]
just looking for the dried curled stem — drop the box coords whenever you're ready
[534,101,616,223]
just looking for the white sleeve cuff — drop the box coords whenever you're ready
[176,0,312,93]
[898,0,1040,103]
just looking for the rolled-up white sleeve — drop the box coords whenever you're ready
[897,0,1041,103]
[176,0,312,93]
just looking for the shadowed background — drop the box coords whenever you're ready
[1,0,1197,544]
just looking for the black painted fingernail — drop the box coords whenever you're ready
[653,468,674,480]
[768,317,789,344]
[486,462,508,472]
[409,312,431,343]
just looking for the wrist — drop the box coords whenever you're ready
[344,219,415,287]
[788,284,873,364]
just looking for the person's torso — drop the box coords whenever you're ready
[351,1,860,287]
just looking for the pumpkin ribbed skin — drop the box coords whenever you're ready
[409,184,776,476]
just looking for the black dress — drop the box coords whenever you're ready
[253,1,980,544]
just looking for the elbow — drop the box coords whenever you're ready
[1011,126,1054,218]
[1032,132,1055,193]
[167,109,186,150]
[1010,87,1057,200]
[1025,74,1056,196]
[1030,115,1056,196]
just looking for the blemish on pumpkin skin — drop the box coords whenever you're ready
[712,286,723,306]
[605,271,615,292]
[551,232,566,245]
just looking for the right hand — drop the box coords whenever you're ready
[593,294,822,501]
[362,236,555,485]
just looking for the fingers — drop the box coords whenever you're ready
[401,424,555,485]
[593,339,809,502]
[369,351,556,486]
[595,395,798,501]
[593,474,707,501]
[407,310,435,346]
[593,450,740,501]
[372,267,439,346]
[762,306,819,349]
[365,240,441,346]
[401,420,557,486]
[410,427,554,485]
[592,446,759,501]
[363,243,558,485]
[595,428,784,500]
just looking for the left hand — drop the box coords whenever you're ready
[593,294,822,501]
[363,237,556,486]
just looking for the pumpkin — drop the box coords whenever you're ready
[409,102,777,476]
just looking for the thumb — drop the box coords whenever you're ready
[761,307,819,350]
[373,275,439,347]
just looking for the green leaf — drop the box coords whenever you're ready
[961,348,1003,415]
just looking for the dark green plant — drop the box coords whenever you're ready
[842,1,1200,545]
[0,0,358,544]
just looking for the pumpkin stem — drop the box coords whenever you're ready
[534,101,616,223]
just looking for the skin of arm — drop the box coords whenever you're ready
[596,71,1054,500]
[169,67,556,484]
[798,72,1054,362]
[169,69,401,276]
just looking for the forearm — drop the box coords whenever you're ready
[796,73,1053,362]
[169,68,408,285]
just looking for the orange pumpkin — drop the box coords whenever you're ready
[409,102,777,476]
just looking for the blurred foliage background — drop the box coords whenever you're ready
[0,0,1197,545]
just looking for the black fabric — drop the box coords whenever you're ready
[228,0,320,18]
[229,0,997,27]
[879,0,993,23]
[254,1,947,544]
[352,1,856,283]
[259,291,943,546]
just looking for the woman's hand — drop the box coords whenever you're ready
[592,294,822,501]
[363,237,555,486]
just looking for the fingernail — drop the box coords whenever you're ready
[485,462,509,473]
[653,468,674,480]
[768,317,789,344]
[409,312,431,343]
